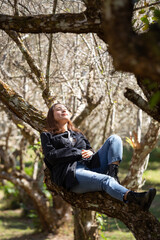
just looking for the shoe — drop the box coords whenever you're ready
[106,164,120,183]
[126,188,156,211]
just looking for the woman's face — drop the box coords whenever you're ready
[53,104,71,124]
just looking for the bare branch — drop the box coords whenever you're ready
[134,1,160,11]
[14,0,19,16]
[5,30,56,107]
[45,0,58,105]
[0,12,101,34]
[5,30,46,88]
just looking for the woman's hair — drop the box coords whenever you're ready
[45,103,81,135]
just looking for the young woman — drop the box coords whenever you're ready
[40,103,156,211]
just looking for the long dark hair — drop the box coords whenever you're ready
[45,103,80,135]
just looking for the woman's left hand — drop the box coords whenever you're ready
[82,149,93,159]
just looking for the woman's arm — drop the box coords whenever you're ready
[40,132,82,166]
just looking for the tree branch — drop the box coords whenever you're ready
[72,68,103,127]
[102,0,160,83]
[124,88,160,122]
[0,11,101,34]
[6,31,45,84]
[134,1,160,11]
[0,78,46,131]
[5,30,56,107]
[73,96,103,126]
[44,0,58,107]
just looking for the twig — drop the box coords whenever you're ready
[134,1,160,11]
[45,0,58,101]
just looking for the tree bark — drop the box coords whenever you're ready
[0,76,101,238]
[0,78,46,132]
[0,11,101,34]
[73,208,99,240]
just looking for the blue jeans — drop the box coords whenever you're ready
[71,135,128,202]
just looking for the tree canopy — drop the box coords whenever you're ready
[0,0,160,122]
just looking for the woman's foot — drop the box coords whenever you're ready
[125,188,156,211]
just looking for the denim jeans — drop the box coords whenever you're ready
[71,135,128,202]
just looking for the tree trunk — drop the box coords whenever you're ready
[122,119,160,190]
[0,170,67,233]
[73,208,99,240]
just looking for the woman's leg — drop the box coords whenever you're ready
[71,163,157,211]
[93,134,123,174]
[71,163,128,202]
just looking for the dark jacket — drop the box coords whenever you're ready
[40,130,100,190]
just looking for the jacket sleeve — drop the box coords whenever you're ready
[40,132,82,166]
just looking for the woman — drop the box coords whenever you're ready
[40,103,156,211]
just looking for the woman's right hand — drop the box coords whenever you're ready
[81,149,93,159]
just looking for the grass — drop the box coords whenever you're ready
[0,190,73,240]
[0,146,159,240]
[0,196,35,240]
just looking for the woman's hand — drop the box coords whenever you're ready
[82,149,93,159]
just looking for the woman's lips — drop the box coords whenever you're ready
[62,113,68,116]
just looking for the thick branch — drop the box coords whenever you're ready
[0,12,101,34]
[44,168,160,240]
[102,0,160,82]
[0,79,46,131]
[124,88,160,122]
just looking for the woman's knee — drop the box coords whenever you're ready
[109,134,122,144]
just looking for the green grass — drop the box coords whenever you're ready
[0,208,35,240]
[101,231,135,240]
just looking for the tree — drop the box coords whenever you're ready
[0,0,160,239]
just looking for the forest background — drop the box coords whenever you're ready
[0,0,160,239]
